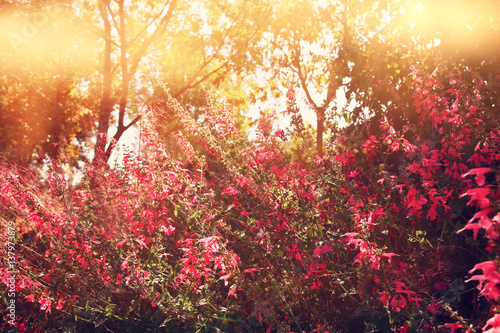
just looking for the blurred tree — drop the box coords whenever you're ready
[2,0,498,168]
[86,0,273,168]
[254,0,500,155]
[0,2,96,168]
[405,0,500,115]
[0,0,272,169]
[252,0,423,156]
[149,0,272,154]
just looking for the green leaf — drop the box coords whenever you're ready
[105,304,116,317]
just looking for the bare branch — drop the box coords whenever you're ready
[128,0,178,77]
[293,43,318,110]
[117,0,128,132]
[173,62,228,99]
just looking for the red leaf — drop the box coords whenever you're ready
[380,292,390,307]
[427,302,442,315]
[394,281,406,292]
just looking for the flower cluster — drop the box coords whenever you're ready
[0,63,499,332]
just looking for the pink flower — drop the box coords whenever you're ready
[440,322,462,333]
[342,232,361,248]
[243,268,259,278]
[462,168,492,186]
[311,281,323,289]
[121,257,130,270]
[38,296,52,313]
[457,208,494,240]
[161,224,176,235]
[460,188,491,209]
[56,298,65,310]
[223,186,238,196]
[484,314,500,333]
[383,253,398,264]
[347,170,360,178]
[218,274,231,286]
[227,285,238,299]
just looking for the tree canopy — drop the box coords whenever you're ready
[1,0,499,166]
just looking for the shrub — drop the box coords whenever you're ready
[0,62,499,332]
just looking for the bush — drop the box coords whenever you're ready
[1,62,499,332]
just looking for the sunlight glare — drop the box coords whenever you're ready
[1,8,95,75]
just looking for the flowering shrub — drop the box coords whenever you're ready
[0,61,499,332]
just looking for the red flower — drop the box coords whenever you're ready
[397,323,409,333]
[227,285,238,299]
[441,322,463,333]
[457,208,495,240]
[311,281,323,289]
[426,302,442,315]
[463,168,492,186]
[223,186,238,196]
[460,188,491,209]
[121,257,130,270]
[56,298,65,311]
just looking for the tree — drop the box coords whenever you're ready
[251,0,500,157]
[0,2,97,168]
[148,0,272,154]
[88,0,273,168]
[253,0,421,156]
[0,0,272,169]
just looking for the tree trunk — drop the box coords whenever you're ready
[317,106,325,156]
[93,0,113,169]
